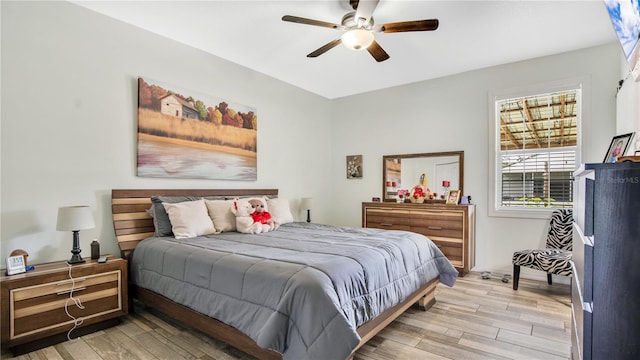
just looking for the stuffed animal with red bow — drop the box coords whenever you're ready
[248,198,279,232]
[230,199,264,234]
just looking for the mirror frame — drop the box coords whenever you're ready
[382,151,464,202]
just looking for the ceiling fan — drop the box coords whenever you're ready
[282,0,439,62]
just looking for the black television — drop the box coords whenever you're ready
[604,0,640,80]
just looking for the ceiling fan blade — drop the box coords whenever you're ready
[282,15,339,29]
[355,0,380,24]
[367,40,390,62]
[307,39,342,58]
[381,19,439,33]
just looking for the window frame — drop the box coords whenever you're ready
[488,77,587,219]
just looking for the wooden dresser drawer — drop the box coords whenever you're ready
[432,239,463,268]
[364,208,411,230]
[409,210,464,239]
[366,208,411,229]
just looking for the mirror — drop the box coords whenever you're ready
[382,151,464,202]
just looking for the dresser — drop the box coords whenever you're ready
[1,258,128,354]
[571,162,640,360]
[362,202,475,276]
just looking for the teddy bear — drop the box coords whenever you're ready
[248,198,279,232]
[230,199,265,234]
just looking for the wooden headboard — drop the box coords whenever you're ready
[111,189,279,258]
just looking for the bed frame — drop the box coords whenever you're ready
[111,189,438,360]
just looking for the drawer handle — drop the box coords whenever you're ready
[56,278,86,286]
[57,287,86,296]
[380,223,393,227]
[428,226,443,230]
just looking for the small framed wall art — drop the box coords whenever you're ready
[347,155,363,179]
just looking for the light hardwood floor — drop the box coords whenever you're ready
[1,273,571,360]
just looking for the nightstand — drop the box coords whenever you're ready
[1,257,128,355]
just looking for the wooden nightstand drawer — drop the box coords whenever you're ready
[11,270,122,339]
[1,258,128,352]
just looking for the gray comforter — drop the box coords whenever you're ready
[130,222,458,360]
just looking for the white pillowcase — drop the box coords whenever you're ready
[266,198,294,224]
[204,199,237,232]
[162,199,216,239]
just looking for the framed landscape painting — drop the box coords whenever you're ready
[137,77,258,180]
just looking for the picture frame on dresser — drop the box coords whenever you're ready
[446,190,460,204]
[603,132,633,163]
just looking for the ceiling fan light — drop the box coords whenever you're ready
[341,29,374,51]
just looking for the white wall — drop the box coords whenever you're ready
[0,1,332,264]
[329,43,621,281]
[615,54,640,151]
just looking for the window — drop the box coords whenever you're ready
[490,85,581,217]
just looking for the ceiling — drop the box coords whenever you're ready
[71,0,618,99]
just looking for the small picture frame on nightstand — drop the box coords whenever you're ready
[6,255,26,275]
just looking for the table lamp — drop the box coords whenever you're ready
[300,197,313,223]
[57,206,95,264]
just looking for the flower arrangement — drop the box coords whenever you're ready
[409,185,431,203]
[396,189,409,203]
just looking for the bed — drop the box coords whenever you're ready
[111,189,458,360]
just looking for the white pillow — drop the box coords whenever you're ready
[266,198,294,224]
[204,199,237,232]
[162,199,216,239]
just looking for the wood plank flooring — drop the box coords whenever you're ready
[1,273,571,360]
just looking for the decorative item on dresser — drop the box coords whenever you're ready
[571,162,640,360]
[362,201,476,276]
[0,258,128,355]
[602,132,634,163]
[445,189,461,204]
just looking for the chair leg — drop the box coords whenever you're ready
[513,265,520,290]
[547,273,552,285]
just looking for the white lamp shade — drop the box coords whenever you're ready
[56,206,95,231]
[341,29,374,51]
[300,197,313,210]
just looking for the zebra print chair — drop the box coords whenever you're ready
[512,209,573,290]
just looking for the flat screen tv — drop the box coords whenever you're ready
[604,0,640,80]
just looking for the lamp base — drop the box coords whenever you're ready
[68,230,86,265]
[68,255,85,265]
